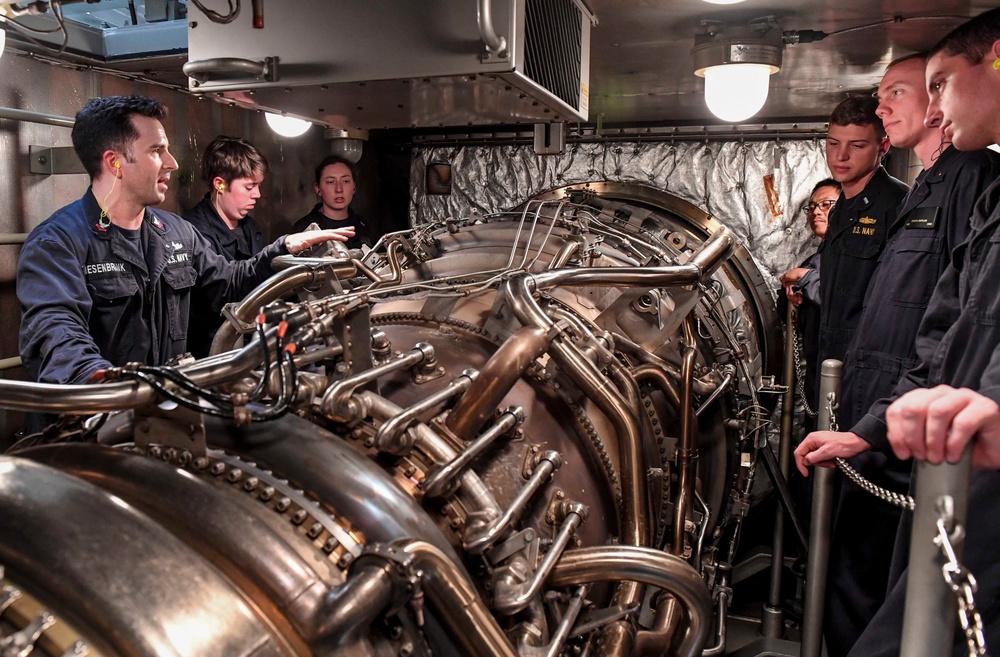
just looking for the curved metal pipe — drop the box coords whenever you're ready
[631,363,681,410]
[476,0,508,55]
[673,316,697,557]
[182,57,273,83]
[211,264,328,355]
[464,451,562,554]
[375,369,478,455]
[524,227,734,293]
[548,238,581,270]
[370,241,405,290]
[503,275,648,543]
[549,546,712,657]
[0,326,285,413]
[446,325,553,440]
[209,256,358,355]
[398,541,518,657]
[505,275,648,655]
[320,343,434,422]
[695,370,733,417]
[700,588,730,657]
[493,502,586,614]
[314,565,396,653]
[616,332,717,397]
[422,408,522,498]
[529,263,701,290]
[688,228,736,278]
[360,392,502,522]
[270,256,357,275]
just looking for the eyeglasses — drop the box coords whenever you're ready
[804,200,837,215]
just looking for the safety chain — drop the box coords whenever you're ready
[827,394,987,656]
[834,456,916,511]
[790,317,817,418]
[936,497,990,657]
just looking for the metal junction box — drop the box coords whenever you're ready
[185,0,592,129]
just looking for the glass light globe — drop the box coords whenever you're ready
[703,63,772,123]
[264,112,312,138]
[330,138,363,163]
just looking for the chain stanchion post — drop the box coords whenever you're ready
[900,450,972,657]
[761,304,799,638]
[800,358,841,657]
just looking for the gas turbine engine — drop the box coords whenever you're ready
[0,183,781,657]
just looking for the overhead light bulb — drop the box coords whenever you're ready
[701,0,747,3]
[264,112,311,138]
[702,64,772,122]
[324,128,368,164]
[0,27,5,61]
[691,19,784,123]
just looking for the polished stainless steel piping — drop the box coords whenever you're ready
[396,540,519,657]
[320,343,435,422]
[463,451,562,554]
[422,408,522,498]
[210,264,323,355]
[549,546,712,657]
[360,392,502,522]
[375,370,478,455]
[446,325,552,441]
[492,502,587,615]
[672,316,697,557]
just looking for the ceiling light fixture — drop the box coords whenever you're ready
[690,19,827,123]
[324,128,368,164]
[0,26,5,61]
[264,112,312,138]
[692,18,784,123]
[700,0,747,4]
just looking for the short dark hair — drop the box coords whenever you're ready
[202,136,268,186]
[71,95,168,180]
[929,8,1000,64]
[811,178,841,196]
[830,95,885,137]
[314,155,357,185]
[885,52,928,71]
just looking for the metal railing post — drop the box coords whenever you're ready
[899,453,971,656]
[761,304,799,638]
[800,358,841,657]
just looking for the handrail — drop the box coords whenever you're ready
[0,107,74,128]
[182,57,277,84]
[476,0,507,55]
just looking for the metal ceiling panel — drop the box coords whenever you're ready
[4,0,1000,126]
[184,0,593,128]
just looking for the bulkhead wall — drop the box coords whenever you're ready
[409,139,829,279]
[0,52,336,442]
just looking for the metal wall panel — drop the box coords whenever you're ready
[410,138,828,279]
[0,51,338,439]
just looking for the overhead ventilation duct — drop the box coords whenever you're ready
[184,0,594,129]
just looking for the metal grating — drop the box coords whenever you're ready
[523,0,582,111]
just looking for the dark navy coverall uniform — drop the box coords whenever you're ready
[847,176,1000,657]
[791,250,822,412]
[17,189,288,384]
[293,206,371,252]
[817,167,909,370]
[825,147,1000,657]
[184,193,267,358]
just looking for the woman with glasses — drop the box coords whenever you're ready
[779,178,841,413]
